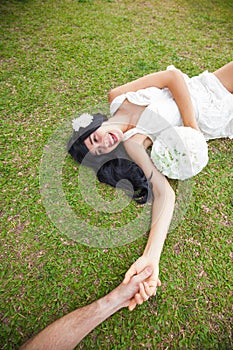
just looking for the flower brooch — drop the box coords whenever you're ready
[72,113,93,132]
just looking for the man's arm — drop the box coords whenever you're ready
[20,267,153,350]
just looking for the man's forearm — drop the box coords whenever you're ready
[20,293,123,350]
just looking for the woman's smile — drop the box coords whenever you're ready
[107,133,118,147]
[84,127,123,155]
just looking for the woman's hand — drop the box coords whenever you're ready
[123,255,161,311]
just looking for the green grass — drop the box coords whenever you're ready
[1,0,233,349]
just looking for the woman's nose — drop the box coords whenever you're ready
[103,134,111,148]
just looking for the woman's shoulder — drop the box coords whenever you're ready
[110,87,164,116]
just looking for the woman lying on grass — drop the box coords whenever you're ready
[68,61,233,310]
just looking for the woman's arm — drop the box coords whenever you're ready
[123,135,176,309]
[109,69,199,130]
[213,61,233,93]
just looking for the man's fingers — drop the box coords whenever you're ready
[139,283,150,301]
[148,280,157,288]
[133,266,153,284]
[134,293,144,305]
[123,265,153,285]
[126,271,161,312]
[143,281,154,297]
[146,280,157,296]
[157,278,162,287]
[128,299,137,311]
[129,283,151,309]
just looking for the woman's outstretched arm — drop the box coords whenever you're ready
[108,69,199,130]
[123,135,176,310]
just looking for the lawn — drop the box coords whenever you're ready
[1,0,233,349]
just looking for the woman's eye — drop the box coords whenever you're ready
[94,136,97,142]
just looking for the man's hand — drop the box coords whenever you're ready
[20,266,155,350]
[123,255,161,310]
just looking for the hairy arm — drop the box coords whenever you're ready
[20,301,116,350]
[20,267,153,350]
[109,69,199,130]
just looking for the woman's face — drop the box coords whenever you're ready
[84,122,124,155]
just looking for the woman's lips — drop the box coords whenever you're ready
[109,133,118,146]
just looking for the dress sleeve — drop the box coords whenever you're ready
[110,87,164,116]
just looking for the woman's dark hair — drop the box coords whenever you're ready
[67,113,152,204]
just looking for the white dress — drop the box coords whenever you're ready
[110,66,233,180]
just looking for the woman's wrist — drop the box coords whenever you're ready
[184,118,199,131]
[142,248,160,262]
[143,235,162,261]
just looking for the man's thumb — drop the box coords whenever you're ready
[138,266,153,280]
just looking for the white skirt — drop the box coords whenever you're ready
[110,66,233,141]
[183,69,233,140]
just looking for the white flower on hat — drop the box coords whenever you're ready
[72,113,93,132]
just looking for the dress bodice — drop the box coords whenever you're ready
[112,87,183,142]
[109,66,233,142]
[109,66,233,180]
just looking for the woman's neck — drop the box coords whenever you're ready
[109,100,146,132]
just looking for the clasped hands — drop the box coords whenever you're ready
[123,255,161,311]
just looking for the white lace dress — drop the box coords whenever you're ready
[110,66,233,180]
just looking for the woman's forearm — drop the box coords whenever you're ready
[109,69,199,130]
[123,140,176,262]
[143,184,175,261]
[167,70,199,130]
